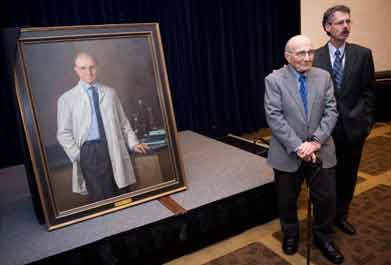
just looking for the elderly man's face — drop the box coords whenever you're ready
[74,55,97,84]
[285,37,314,73]
[325,11,351,42]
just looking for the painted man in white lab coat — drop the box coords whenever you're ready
[57,52,148,202]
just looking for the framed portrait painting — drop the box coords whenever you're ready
[14,23,186,230]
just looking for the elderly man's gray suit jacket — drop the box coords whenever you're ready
[264,65,338,172]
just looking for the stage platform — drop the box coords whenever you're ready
[0,131,276,265]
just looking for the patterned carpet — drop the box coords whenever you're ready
[273,184,391,265]
[359,136,391,175]
[203,242,290,265]
[204,185,391,265]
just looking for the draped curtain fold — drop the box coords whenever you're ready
[0,0,300,167]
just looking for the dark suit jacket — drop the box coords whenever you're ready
[313,43,375,143]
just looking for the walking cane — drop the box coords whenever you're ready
[306,185,311,265]
[304,156,322,265]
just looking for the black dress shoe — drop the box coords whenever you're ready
[335,219,356,235]
[282,236,298,255]
[314,238,344,264]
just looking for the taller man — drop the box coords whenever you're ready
[313,5,376,235]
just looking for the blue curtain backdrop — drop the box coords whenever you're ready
[0,0,300,168]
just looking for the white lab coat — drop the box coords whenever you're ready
[57,82,139,194]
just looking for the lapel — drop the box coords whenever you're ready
[306,69,318,120]
[77,84,90,107]
[340,43,355,97]
[75,85,93,126]
[316,44,333,73]
[283,66,307,122]
[95,82,106,104]
[317,43,340,98]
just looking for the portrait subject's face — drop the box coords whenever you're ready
[74,54,97,84]
[285,37,314,73]
[326,11,351,43]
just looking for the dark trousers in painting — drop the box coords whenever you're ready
[80,140,119,202]
[274,165,336,243]
[332,121,365,221]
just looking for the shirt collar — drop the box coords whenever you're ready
[328,42,346,58]
[79,80,98,92]
[287,64,307,80]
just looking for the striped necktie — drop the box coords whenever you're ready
[333,49,343,91]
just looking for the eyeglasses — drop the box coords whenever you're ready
[288,49,315,59]
[329,19,352,26]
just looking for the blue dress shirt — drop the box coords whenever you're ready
[80,80,101,141]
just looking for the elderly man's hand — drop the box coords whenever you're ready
[302,153,317,163]
[297,141,321,158]
[133,143,149,154]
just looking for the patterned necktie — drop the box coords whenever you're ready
[89,86,106,140]
[298,75,308,115]
[333,49,343,91]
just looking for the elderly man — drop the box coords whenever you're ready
[57,52,148,202]
[313,5,375,235]
[264,35,343,264]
